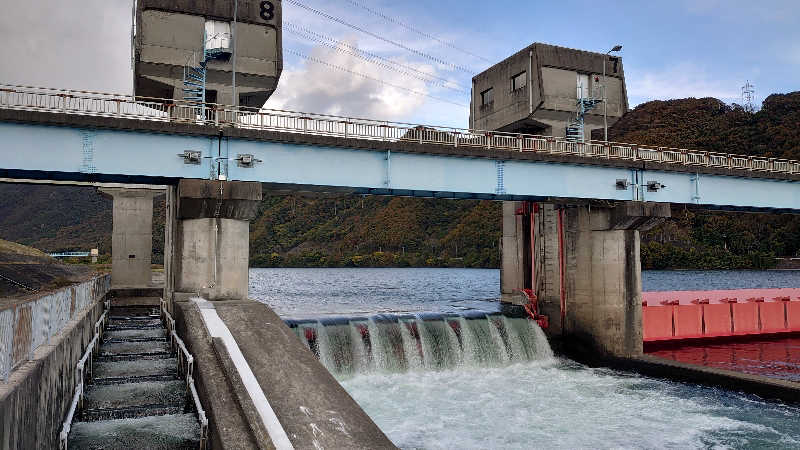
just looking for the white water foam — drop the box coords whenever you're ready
[293,314,800,449]
[340,360,800,449]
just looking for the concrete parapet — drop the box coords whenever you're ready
[173,297,395,449]
[173,300,261,449]
[0,280,107,450]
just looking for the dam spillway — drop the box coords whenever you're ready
[286,312,553,375]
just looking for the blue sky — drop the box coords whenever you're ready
[271,0,800,127]
[1,0,798,129]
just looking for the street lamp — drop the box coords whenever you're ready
[603,45,622,142]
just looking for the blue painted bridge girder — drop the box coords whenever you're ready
[0,121,798,212]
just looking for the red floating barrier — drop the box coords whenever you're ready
[759,301,788,333]
[788,301,800,332]
[673,304,703,339]
[643,290,800,343]
[732,302,759,335]
[643,306,673,341]
[703,304,733,337]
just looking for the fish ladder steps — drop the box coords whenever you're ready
[65,305,203,449]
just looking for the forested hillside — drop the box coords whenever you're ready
[249,195,500,267]
[595,92,800,269]
[0,92,797,269]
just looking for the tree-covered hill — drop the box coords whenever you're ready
[594,92,800,269]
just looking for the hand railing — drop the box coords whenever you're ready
[58,300,108,450]
[1,83,798,177]
[160,298,209,450]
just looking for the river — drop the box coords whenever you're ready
[250,268,800,449]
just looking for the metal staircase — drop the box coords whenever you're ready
[183,59,207,104]
[181,29,232,105]
[565,83,603,142]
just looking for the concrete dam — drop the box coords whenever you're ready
[1,0,800,446]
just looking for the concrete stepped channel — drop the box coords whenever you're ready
[64,305,204,449]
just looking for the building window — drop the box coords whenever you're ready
[481,88,494,106]
[511,72,527,91]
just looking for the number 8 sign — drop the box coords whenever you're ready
[260,1,275,21]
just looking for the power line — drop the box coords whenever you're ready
[341,0,491,63]
[286,28,467,94]
[285,23,468,94]
[286,21,467,90]
[283,0,474,74]
[285,48,468,108]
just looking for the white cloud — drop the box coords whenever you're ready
[271,0,475,125]
[627,63,741,106]
[267,39,446,121]
[0,0,133,93]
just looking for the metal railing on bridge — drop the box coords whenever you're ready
[1,83,798,177]
[0,275,111,382]
[49,252,91,258]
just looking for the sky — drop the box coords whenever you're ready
[0,0,798,129]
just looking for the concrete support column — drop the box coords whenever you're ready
[171,179,261,301]
[500,201,526,303]
[99,188,158,288]
[501,201,670,358]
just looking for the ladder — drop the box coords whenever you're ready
[565,83,603,142]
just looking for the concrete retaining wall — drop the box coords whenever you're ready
[0,276,109,450]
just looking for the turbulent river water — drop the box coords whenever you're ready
[250,268,800,449]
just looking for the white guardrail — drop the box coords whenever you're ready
[0,83,798,176]
[0,275,111,382]
[59,302,108,450]
[161,298,209,450]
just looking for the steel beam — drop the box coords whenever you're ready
[0,122,798,212]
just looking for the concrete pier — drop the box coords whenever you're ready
[99,188,159,288]
[502,201,670,357]
[168,179,261,301]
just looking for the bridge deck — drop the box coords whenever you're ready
[0,85,798,211]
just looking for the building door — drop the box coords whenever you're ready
[576,73,589,99]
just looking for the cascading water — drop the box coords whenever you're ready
[286,312,553,376]
[257,269,800,449]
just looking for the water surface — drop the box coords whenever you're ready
[250,268,800,449]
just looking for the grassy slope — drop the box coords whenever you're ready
[0,239,49,258]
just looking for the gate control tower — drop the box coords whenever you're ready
[470,43,627,141]
[133,0,282,108]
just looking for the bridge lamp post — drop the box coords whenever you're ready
[603,45,622,142]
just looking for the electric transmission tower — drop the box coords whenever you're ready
[741,80,756,113]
